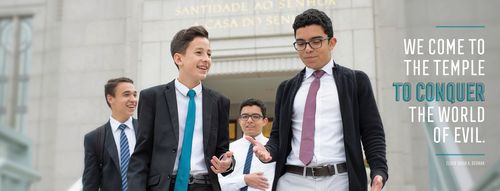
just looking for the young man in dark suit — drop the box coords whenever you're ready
[83,77,138,191]
[248,9,388,191]
[128,26,234,191]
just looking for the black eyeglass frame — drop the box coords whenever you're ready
[239,114,264,121]
[293,37,332,51]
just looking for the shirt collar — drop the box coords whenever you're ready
[175,78,202,97]
[109,116,134,132]
[304,58,334,79]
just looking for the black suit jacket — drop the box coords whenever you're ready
[265,63,388,190]
[128,80,232,191]
[82,118,138,191]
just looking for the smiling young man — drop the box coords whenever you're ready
[218,98,275,191]
[83,77,138,191]
[247,9,388,191]
[128,26,234,191]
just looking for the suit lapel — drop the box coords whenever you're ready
[164,81,180,144]
[132,118,138,136]
[290,70,304,101]
[332,63,348,121]
[202,87,212,149]
[287,69,305,118]
[104,122,120,171]
[280,70,304,146]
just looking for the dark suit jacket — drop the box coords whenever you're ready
[265,63,388,190]
[82,118,138,191]
[128,80,232,191]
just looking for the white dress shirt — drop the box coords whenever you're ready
[173,79,207,175]
[287,59,346,167]
[109,116,136,162]
[219,134,275,191]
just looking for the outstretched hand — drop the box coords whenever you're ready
[245,136,272,162]
[210,151,233,174]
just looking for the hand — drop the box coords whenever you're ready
[370,175,384,191]
[245,136,272,162]
[210,151,233,174]
[244,172,269,190]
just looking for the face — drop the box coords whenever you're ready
[295,24,336,70]
[107,82,137,121]
[175,37,212,84]
[239,105,268,138]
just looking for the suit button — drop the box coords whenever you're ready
[172,149,177,153]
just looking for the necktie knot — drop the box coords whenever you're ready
[187,89,196,99]
[313,70,325,79]
[118,124,127,131]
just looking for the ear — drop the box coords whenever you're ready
[329,37,337,50]
[106,94,114,105]
[174,53,183,68]
[262,117,269,126]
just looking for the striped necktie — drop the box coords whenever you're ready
[240,143,254,191]
[175,89,196,191]
[118,124,129,191]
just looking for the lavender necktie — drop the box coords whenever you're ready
[300,70,325,165]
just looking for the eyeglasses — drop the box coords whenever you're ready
[239,114,264,121]
[293,37,331,51]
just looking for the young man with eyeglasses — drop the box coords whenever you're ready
[247,9,388,191]
[218,98,275,191]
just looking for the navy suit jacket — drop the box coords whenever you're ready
[82,118,138,191]
[128,80,232,191]
[265,63,388,190]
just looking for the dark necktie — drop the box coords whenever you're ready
[118,124,129,191]
[241,143,254,191]
[299,70,325,165]
[175,89,196,191]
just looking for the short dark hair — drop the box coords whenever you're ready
[293,9,334,38]
[170,25,209,69]
[239,98,267,118]
[104,77,134,108]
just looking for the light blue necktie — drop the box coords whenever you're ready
[118,124,129,191]
[175,89,196,191]
[240,143,254,191]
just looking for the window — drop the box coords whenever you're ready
[0,16,32,132]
